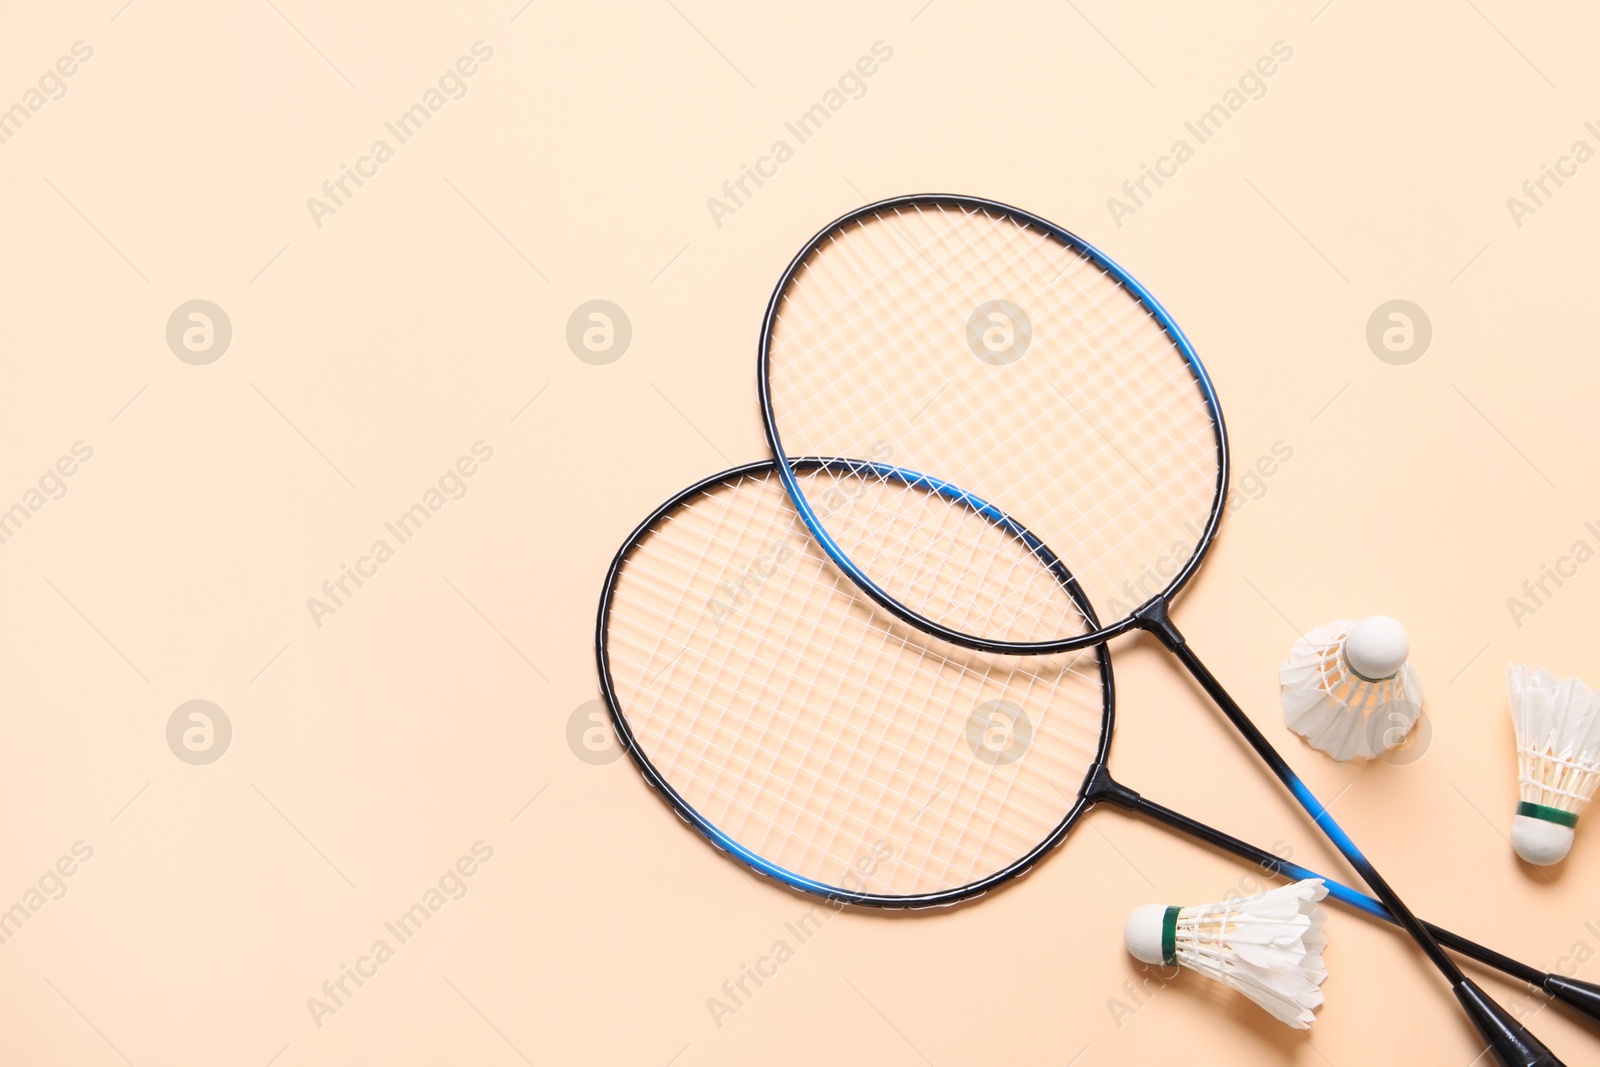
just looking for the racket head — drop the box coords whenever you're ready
[596,459,1115,907]
[759,194,1230,654]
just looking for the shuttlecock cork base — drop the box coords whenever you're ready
[1123,879,1328,1029]
[1509,664,1600,867]
[1280,616,1423,762]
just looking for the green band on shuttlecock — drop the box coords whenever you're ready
[1160,905,1180,966]
[1517,802,1579,829]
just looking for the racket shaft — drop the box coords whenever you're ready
[1112,787,1538,984]
[1138,604,1465,981]
[1141,613,1568,1062]
[1107,786,1600,1029]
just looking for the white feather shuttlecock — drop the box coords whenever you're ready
[1508,663,1600,866]
[1123,879,1329,1029]
[1279,616,1423,762]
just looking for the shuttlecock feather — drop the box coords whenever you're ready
[1508,663,1600,866]
[1279,616,1422,762]
[1123,879,1329,1029]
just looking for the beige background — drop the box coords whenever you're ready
[2,0,1599,1064]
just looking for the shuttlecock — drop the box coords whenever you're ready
[1508,663,1600,866]
[1279,616,1423,762]
[1124,879,1329,1029]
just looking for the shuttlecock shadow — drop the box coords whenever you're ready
[1512,849,1569,886]
[1116,958,1331,1062]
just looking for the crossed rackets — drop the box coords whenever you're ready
[598,196,1580,1066]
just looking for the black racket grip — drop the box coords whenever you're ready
[1543,973,1600,1024]
[1456,978,1564,1066]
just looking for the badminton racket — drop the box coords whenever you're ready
[757,197,1556,1065]
[596,460,1593,1053]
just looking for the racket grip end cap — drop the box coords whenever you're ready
[1456,978,1564,1066]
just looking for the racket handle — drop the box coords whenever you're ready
[1542,974,1600,1026]
[1104,775,1600,1040]
[1457,978,1564,1066]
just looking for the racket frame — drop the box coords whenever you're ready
[757,193,1231,655]
[596,457,1110,908]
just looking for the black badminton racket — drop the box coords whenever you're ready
[757,196,1557,1065]
[596,460,1596,1054]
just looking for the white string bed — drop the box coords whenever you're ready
[605,466,1107,898]
[766,202,1221,638]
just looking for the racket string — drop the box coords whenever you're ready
[767,203,1220,632]
[609,588,1088,888]
[606,468,1108,895]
